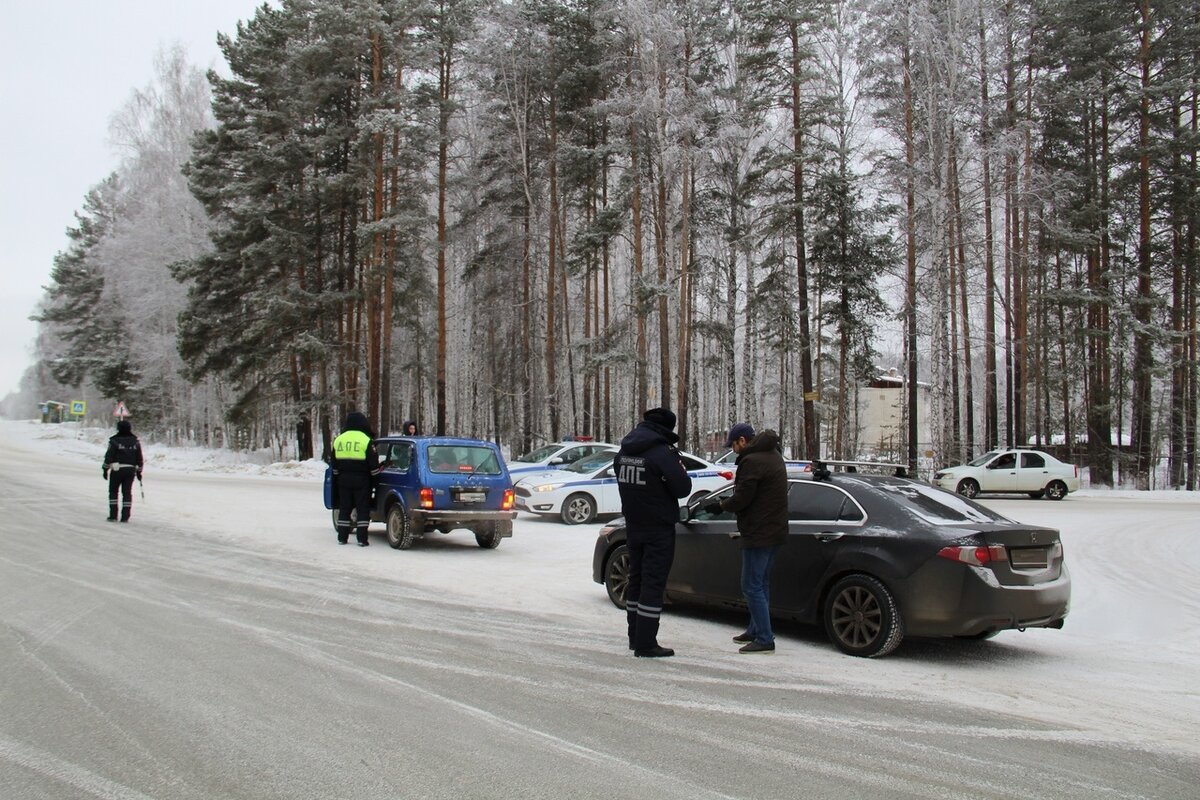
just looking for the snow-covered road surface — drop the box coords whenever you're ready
[1,420,1196,798]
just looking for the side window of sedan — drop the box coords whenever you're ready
[789,483,856,522]
[991,453,1016,469]
[1021,452,1045,468]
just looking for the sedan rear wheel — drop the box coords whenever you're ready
[823,574,904,658]
[1045,480,1068,501]
[604,544,630,609]
[956,478,980,499]
[561,493,597,525]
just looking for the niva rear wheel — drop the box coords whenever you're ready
[385,504,414,550]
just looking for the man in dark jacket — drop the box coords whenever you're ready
[615,407,692,658]
[331,411,381,546]
[707,423,788,653]
[103,419,143,522]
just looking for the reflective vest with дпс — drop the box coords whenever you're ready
[333,431,372,463]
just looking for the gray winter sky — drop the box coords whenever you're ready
[0,1,272,403]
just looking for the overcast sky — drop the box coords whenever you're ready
[0,1,273,400]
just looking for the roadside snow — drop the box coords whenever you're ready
[7,418,1199,761]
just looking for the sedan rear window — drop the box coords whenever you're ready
[876,481,1008,524]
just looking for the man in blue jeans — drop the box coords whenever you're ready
[706,423,789,653]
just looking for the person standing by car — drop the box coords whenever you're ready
[706,422,788,653]
[103,419,143,522]
[615,407,692,658]
[331,411,381,546]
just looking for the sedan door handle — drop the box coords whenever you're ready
[815,532,843,543]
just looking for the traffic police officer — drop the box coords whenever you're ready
[331,411,381,546]
[102,419,143,522]
[615,407,691,657]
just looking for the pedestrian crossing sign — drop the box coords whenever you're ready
[113,401,129,418]
[70,400,85,416]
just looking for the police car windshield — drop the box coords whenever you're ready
[515,444,560,463]
[565,452,616,474]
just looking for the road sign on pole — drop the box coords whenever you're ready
[70,400,86,416]
[113,401,129,419]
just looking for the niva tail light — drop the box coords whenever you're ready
[420,487,434,509]
[501,488,514,510]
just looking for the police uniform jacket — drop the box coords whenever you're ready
[103,431,143,473]
[719,429,789,549]
[615,421,692,531]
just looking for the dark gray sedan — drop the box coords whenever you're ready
[592,474,1070,657]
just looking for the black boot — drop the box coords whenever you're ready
[632,617,673,658]
[626,605,638,650]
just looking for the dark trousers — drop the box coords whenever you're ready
[336,473,372,544]
[108,470,135,521]
[625,526,675,650]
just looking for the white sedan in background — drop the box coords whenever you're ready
[514,450,733,524]
[933,448,1081,500]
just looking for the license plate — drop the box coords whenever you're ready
[458,492,485,503]
[1009,547,1049,568]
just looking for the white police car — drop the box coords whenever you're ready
[506,439,618,479]
[713,449,814,477]
[514,450,733,525]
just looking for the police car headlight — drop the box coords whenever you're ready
[533,483,565,492]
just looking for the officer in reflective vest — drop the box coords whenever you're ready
[331,411,381,546]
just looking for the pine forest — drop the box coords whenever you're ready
[16,0,1200,490]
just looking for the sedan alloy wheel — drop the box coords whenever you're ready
[824,574,904,658]
[605,544,630,609]
[562,492,597,525]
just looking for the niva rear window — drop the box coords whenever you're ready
[428,446,502,475]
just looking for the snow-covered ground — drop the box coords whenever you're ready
[6,419,1199,762]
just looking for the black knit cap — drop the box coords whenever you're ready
[643,407,677,431]
[117,420,132,434]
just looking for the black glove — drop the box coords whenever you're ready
[102,467,109,480]
[703,501,724,516]
[136,470,143,481]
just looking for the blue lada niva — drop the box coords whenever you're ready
[324,435,516,549]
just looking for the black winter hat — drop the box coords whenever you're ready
[117,420,132,435]
[343,411,372,434]
[643,407,677,431]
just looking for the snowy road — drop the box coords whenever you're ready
[1,421,1197,799]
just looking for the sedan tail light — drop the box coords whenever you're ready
[937,544,1008,566]
[501,488,514,510]
[419,487,434,509]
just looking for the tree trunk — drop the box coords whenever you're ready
[790,20,818,460]
[1130,0,1155,490]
